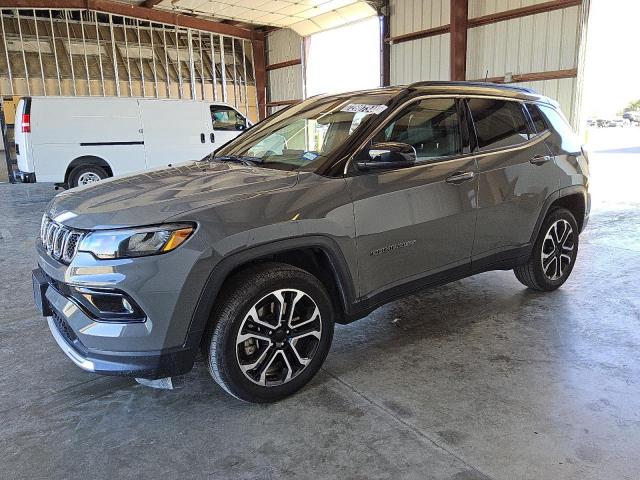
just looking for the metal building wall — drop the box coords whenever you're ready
[467,2,583,124]
[266,28,303,114]
[0,8,259,121]
[389,0,450,84]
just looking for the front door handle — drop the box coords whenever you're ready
[530,155,552,165]
[445,171,475,184]
[210,133,215,143]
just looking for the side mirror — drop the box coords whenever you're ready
[235,123,246,131]
[356,142,417,171]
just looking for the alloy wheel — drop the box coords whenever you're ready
[541,219,575,280]
[235,289,322,387]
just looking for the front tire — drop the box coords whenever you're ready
[205,262,335,403]
[514,207,579,291]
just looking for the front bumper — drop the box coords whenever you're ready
[36,269,198,379]
[46,309,196,378]
[34,231,211,378]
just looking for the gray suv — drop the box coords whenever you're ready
[33,82,590,402]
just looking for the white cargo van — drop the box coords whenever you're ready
[15,97,250,187]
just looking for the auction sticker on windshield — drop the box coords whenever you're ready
[341,104,388,115]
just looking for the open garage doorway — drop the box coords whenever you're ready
[304,16,381,96]
[582,0,640,135]
[580,0,640,246]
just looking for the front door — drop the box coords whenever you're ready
[210,104,248,148]
[347,97,478,298]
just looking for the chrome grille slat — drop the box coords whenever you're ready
[40,216,83,264]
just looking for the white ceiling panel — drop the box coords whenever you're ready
[154,0,377,36]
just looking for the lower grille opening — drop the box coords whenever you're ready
[51,308,78,343]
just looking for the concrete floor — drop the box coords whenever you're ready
[1,131,639,480]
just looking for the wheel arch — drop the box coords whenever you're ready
[64,155,113,185]
[531,186,588,244]
[185,236,358,352]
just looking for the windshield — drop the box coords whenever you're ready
[212,93,394,171]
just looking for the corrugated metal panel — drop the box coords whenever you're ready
[466,6,580,80]
[391,34,450,84]
[268,64,303,102]
[468,0,552,18]
[389,0,450,85]
[515,77,577,125]
[267,29,302,64]
[266,28,303,113]
[390,0,449,35]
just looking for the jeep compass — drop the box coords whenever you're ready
[33,82,590,402]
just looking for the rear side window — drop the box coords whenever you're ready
[538,105,575,137]
[467,99,529,151]
[373,98,462,161]
[526,104,547,134]
[210,106,246,131]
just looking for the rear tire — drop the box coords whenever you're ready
[204,262,334,403]
[514,207,579,291]
[69,165,108,188]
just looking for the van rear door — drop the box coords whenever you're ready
[14,97,33,173]
[139,100,212,169]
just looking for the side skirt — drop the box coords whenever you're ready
[341,244,532,324]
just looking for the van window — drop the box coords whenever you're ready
[468,99,529,151]
[373,98,462,161]
[210,106,246,131]
[526,104,547,134]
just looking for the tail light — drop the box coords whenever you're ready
[21,113,31,133]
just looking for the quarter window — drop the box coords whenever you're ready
[468,99,530,151]
[373,98,462,161]
[526,103,548,134]
[210,106,247,131]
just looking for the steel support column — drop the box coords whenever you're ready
[450,0,468,81]
[251,32,266,120]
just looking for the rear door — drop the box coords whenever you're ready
[466,97,563,260]
[140,100,212,169]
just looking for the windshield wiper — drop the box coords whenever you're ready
[205,155,263,166]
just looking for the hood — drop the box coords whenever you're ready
[48,161,299,229]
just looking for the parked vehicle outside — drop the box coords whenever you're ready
[33,82,590,402]
[15,96,250,187]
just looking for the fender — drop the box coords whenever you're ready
[530,185,589,244]
[182,235,358,351]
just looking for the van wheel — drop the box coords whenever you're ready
[204,262,334,403]
[514,207,579,291]
[69,165,108,188]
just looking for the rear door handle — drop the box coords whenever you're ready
[445,171,475,184]
[530,155,552,165]
[200,133,205,143]
[210,133,215,143]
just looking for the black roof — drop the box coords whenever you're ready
[408,80,537,94]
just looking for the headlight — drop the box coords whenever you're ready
[78,223,195,259]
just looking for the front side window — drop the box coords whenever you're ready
[214,93,395,171]
[373,98,462,161]
[211,106,247,131]
[468,99,530,151]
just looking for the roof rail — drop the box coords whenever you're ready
[407,80,537,95]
